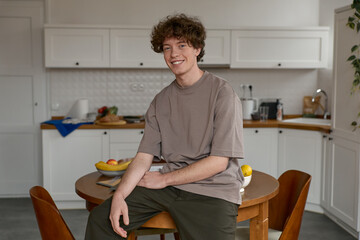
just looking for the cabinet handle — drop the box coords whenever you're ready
[279,130,283,134]
[140,130,144,134]
[328,137,333,141]
[278,63,282,67]
[140,62,144,66]
[323,135,327,138]
[103,131,107,135]
[255,130,258,133]
[75,62,79,66]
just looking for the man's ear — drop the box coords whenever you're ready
[194,48,201,57]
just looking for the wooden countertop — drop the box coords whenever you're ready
[41,117,331,133]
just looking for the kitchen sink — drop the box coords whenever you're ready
[282,117,331,126]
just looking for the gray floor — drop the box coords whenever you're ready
[0,198,356,240]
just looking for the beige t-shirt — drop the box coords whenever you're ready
[138,71,244,204]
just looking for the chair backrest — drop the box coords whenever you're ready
[268,170,311,240]
[29,186,75,240]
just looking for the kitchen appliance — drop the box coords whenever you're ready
[258,98,280,120]
[241,98,258,120]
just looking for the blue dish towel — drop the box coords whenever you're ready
[42,118,93,137]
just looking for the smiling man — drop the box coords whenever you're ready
[85,14,244,240]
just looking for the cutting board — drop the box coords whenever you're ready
[94,120,127,126]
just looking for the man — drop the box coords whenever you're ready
[85,13,244,240]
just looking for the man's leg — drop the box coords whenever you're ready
[169,190,239,240]
[85,186,178,240]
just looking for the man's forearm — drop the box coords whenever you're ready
[113,152,153,199]
[162,155,229,186]
[135,155,229,190]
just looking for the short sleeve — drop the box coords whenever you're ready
[137,99,162,159]
[210,83,244,158]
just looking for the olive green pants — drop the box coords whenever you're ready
[85,186,239,240]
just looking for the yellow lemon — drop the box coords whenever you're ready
[241,165,253,177]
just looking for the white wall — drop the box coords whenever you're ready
[45,0,352,117]
[47,0,320,27]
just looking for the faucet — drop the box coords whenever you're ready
[312,89,329,119]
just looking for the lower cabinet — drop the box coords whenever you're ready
[109,129,144,159]
[277,128,323,213]
[42,129,143,209]
[322,135,360,235]
[242,128,278,177]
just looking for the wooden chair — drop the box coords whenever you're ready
[129,212,180,240]
[29,186,75,240]
[235,169,311,240]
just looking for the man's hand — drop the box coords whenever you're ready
[109,193,129,238]
[137,171,167,189]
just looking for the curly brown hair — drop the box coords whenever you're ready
[151,13,206,62]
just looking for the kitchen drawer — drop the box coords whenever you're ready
[110,129,144,143]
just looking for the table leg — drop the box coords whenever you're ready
[249,201,268,240]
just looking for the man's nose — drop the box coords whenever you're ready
[170,48,180,57]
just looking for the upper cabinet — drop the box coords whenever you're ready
[110,29,167,68]
[44,26,329,69]
[231,27,329,69]
[45,27,110,68]
[199,30,230,66]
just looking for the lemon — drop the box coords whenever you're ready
[241,165,252,177]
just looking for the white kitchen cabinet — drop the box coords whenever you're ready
[109,129,144,159]
[323,6,360,238]
[42,129,110,209]
[230,27,329,69]
[199,30,230,66]
[42,128,145,209]
[44,27,110,68]
[242,128,278,177]
[326,135,360,232]
[278,128,322,213]
[320,133,331,211]
[0,2,45,197]
[110,29,167,68]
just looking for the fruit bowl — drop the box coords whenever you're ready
[240,175,252,193]
[96,168,126,177]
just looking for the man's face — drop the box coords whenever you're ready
[162,37,201,78]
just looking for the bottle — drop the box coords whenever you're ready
[277,100,283,121]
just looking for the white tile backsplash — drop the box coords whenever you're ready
[48,68,320,118]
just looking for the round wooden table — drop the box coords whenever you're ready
[76,170,279,240]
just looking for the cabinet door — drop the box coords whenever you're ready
[45,28,110,68]
[42,130,109,209]
[231,28,328,69]
[320,134,331,211]
[0,2,45,196]
[109,129,144,159]
[327,136,360,230]
[110,29,167,68]
[278,128,322,212]
[242,128,278,177]
[333,8,360,140]
[199,30,230,66]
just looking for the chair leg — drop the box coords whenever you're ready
[160,233,165,240]
[128,232,136,240]
[174,232,180,240]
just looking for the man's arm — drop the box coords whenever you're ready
[137,155,229,189]
[109,152,153,238]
